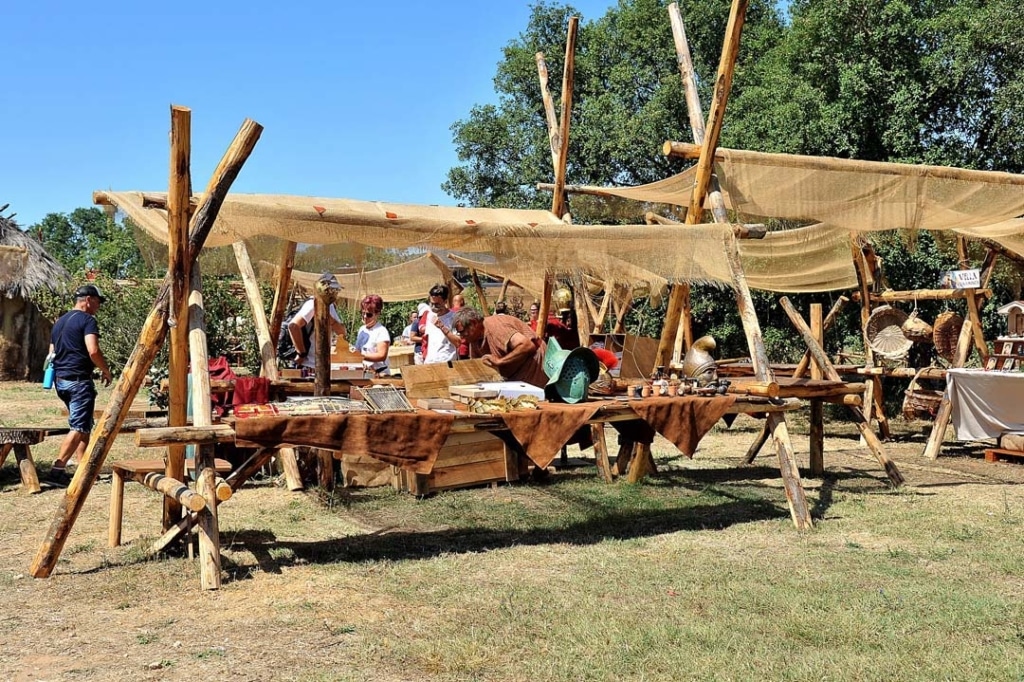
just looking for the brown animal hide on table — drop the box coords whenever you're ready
[235,412,456,474]
[613,396,736,457]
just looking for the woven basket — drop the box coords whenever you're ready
[901,312,933,344]
[933,311,964,363]
[901,367,943,420]
[866,306,912,359]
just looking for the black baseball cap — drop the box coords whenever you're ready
[73,284,106,303]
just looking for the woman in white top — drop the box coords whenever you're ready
[354,294,391,376]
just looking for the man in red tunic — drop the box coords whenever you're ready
[452,307,548,388]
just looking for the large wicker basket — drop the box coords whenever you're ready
[866,305,913,359]
[932,311,964,363]
[901,367,944,420]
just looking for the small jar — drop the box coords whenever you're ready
[640,384,651,398]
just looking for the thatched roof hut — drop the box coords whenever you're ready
[0,205,69,381]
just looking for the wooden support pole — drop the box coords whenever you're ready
[809,303,824,476]
[672,283,693,366]
[778,297,904,487]
[573,280,593,348]
[131,472,206,512]
[591,424,614,483]
[31,116,263,579]
[792,296,849,378]
[957,236,990,365]
[850,235,886,438]
[979,247,998,288]
[538,279,554,340]
[268,241,298,355]
[535,52,561,175]
[726,239,813,528]
[687,0,746,220]
[742,424,770,464]
[497,278,511,305]
[429,253,459,300]
[923,320,976,460]
[851,288,993,303]
[165,104,193,532]
[656,2,735,369]
[314,274,340,491]
[551,16,578,221]
[0,443,12,470]
[187,260,221,589]
[214,477,232,502]
[233,240,279,381]
[470,269,490,313]
[593,289,611,334]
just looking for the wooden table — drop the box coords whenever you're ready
[0,428,69,494]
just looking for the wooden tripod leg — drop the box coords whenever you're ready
[613,439,635,477]
[924,320,976,460]
[742,423,770,464]
[591,424,614,483]
[809,400,824,476]
[872,376,891,440]
[0,443,12,469]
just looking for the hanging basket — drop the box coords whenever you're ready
[866,305,913,359]
[901,367,944,420]
[901,312,934,344]
[933,311,964,363]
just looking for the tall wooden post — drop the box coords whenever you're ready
[31,118,263,578]
[164,105,192,532]
[268,241,298,357]
[187,261,221,590]
[314,274,340,490]
[808,303,824,475]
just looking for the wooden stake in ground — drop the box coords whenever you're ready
[268,240,298,356]
[314,273,341,491]
[30,116,263,579]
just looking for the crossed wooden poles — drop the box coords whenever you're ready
[30,110,263,587]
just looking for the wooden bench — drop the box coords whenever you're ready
[109,458,232,547]
[0,428,70,494]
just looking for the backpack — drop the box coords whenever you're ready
[277,298,313,364]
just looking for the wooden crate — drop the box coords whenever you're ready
[984,448,1024,464]
[393,431,520,495]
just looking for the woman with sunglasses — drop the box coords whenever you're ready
[354,294,391,376]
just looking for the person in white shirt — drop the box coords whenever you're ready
[423,283,459,364]
[355,294,391,376]
[287,297,345,369]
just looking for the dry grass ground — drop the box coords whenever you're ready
[2,381,1023,681]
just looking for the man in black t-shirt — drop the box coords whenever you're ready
[47,284,113,487]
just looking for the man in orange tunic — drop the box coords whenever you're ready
[452,307,548,388]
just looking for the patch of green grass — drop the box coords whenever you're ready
[135,632,158,645]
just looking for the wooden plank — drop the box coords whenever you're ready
[401,360,502,399]
[809,303,824,475]
[984,448,1024,464]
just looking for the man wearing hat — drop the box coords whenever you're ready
[46,284,113,486]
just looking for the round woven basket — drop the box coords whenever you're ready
[933,311,964,362]
[901,312,934,344]
[866,305,912,359]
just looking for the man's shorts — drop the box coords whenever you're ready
[56,378,97,433]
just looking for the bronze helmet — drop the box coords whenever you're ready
[682,335,717,385]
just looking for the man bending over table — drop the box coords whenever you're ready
[451,307,548,388]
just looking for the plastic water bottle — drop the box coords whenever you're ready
[42,353,55,390]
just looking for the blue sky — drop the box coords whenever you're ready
[3,0,619,228]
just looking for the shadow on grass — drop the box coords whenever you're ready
[215,495,785,582]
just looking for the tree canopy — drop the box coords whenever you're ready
[446,0,1024,213]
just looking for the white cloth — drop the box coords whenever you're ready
[423,310,457,364]
[946,368,1024,441]
[290,299,342,368]
[355,323,391,374]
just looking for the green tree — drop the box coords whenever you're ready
[29,208,152,278]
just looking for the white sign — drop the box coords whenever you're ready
[940,269,980,289]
